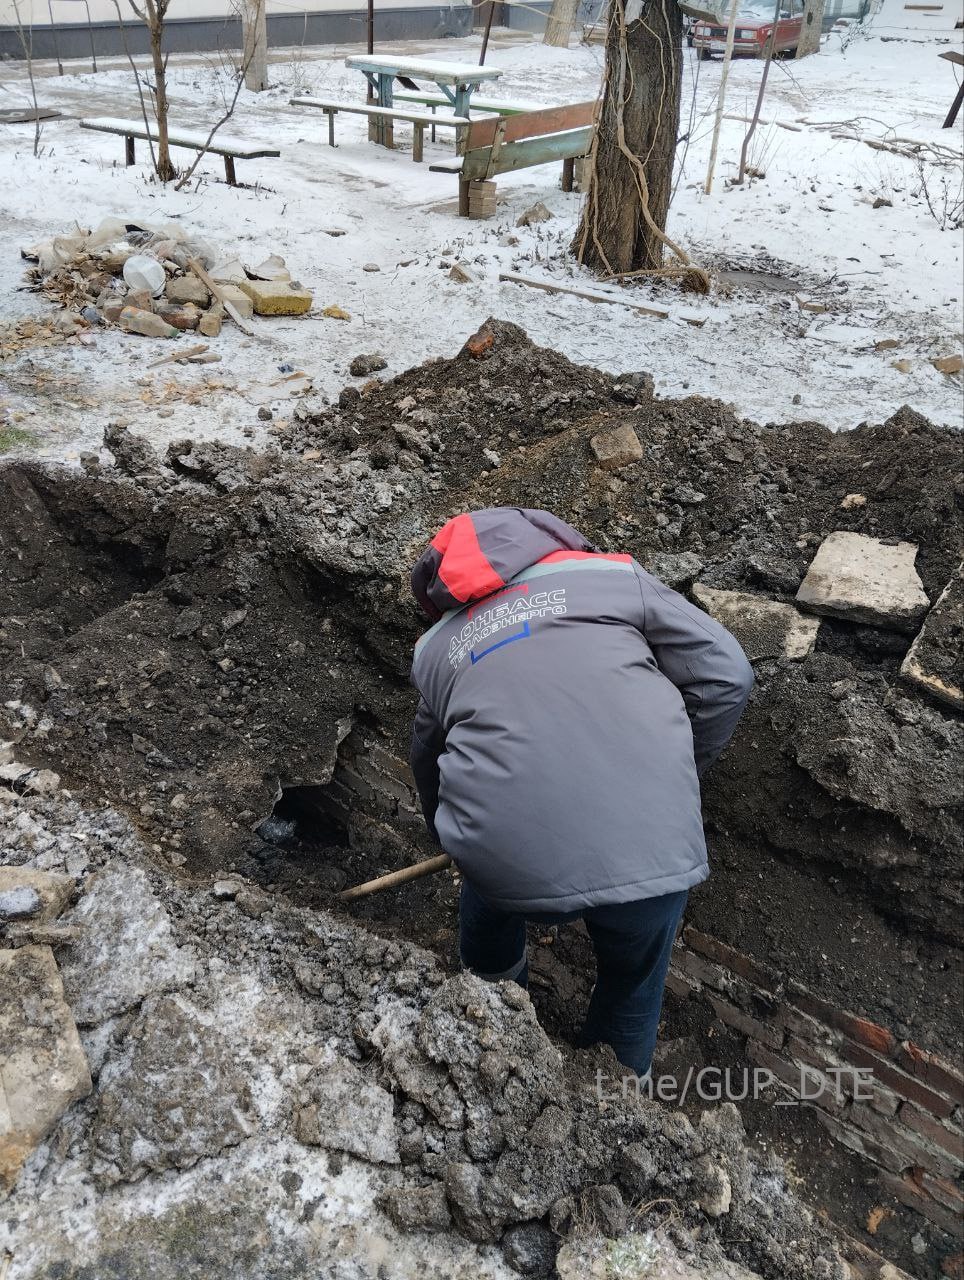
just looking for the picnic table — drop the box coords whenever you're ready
[344,53,503,147]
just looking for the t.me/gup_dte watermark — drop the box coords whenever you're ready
[595,1063,875,1107]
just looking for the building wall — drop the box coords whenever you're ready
[0,0,475,59]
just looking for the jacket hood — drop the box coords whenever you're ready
[411,507,595,620]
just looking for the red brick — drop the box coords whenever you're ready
[897,1041,964,1108]
[679,948,738,994]
[880,1170,964,1236]
[682,926,780,991]
[921,1172,964,1214]
[708,994,784,1050]
[747,1040,803,1094]
[813,1108,910,1174]
[899,1103,964,1167]
[665,967,700,1001]
[463,325,494,358]
[841,1040,957,1119]
[787,1033,841,1072]
[787,982,897,1056]
[775,1001,844,1051]
[850,1103,955,1177]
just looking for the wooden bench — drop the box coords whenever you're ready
[429,101,596,217]
[79,116,280,185]
[289,96,469,162]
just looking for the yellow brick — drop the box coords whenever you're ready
[237,278,313,317]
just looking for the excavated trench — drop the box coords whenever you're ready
[1,322,962,1280]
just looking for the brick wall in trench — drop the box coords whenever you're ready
[667,928,964,1238]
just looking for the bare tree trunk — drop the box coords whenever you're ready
[146,2,174,180]
[573,0,683,275]
[796,0,825,56]
[543,0,580,47]
[11,2,42,157]
[242,0,268,91]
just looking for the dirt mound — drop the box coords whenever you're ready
[1,320,961,1276]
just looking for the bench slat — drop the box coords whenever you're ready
[289,97,469,126]
[467,101,597,150]
[393,91,546,116]
[462,127,592,181]
[80,117,279,159]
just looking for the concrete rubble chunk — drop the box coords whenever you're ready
[0,887,42,922]
[517,201,553,227]
[0,762,60,794]
[590,423,643,471]
[796,532,930,632]
[693,585,821,661]
[164,276,210,306]
[900,564,963,710]
[382,1182,451,1231]
[448,262,477,284]
[217,284,255,319]
[0,945,92,1193]
[295,1046,399,1164]
[57,866,195,1024]
[91,992,257,1185]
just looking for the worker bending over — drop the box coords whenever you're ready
[409,507,753,1077]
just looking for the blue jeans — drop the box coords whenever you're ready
[459,879,687,1077]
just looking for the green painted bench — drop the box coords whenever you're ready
[429,101,596,217]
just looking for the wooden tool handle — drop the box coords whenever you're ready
[337,853,453,902]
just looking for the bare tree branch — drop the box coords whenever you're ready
[113,0,160,175]
[11,1,42,158]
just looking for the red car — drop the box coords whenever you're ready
[692,0,803,58]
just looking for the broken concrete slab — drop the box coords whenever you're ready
[693,585,821,661]
[296,1046,399,1164]
[590,423,643,471]
[796,532,930,632]
[58,866,195,1025]
[237,278,312,316]
[900,564,963,710]
[0,944,92,1193]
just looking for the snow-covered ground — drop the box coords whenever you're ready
[0,0,961,461]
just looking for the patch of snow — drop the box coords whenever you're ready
[0,5,959,466]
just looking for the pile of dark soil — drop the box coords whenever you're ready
[1,320,961,1279]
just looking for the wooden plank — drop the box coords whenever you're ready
[463,127,593,180]
[0,107,62,124]
[289,97,468,126]
[187,259,255,337]
[79,117,279,159]
[469,100,597,149]
[394,91,546,115]
[498,272,707,328]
